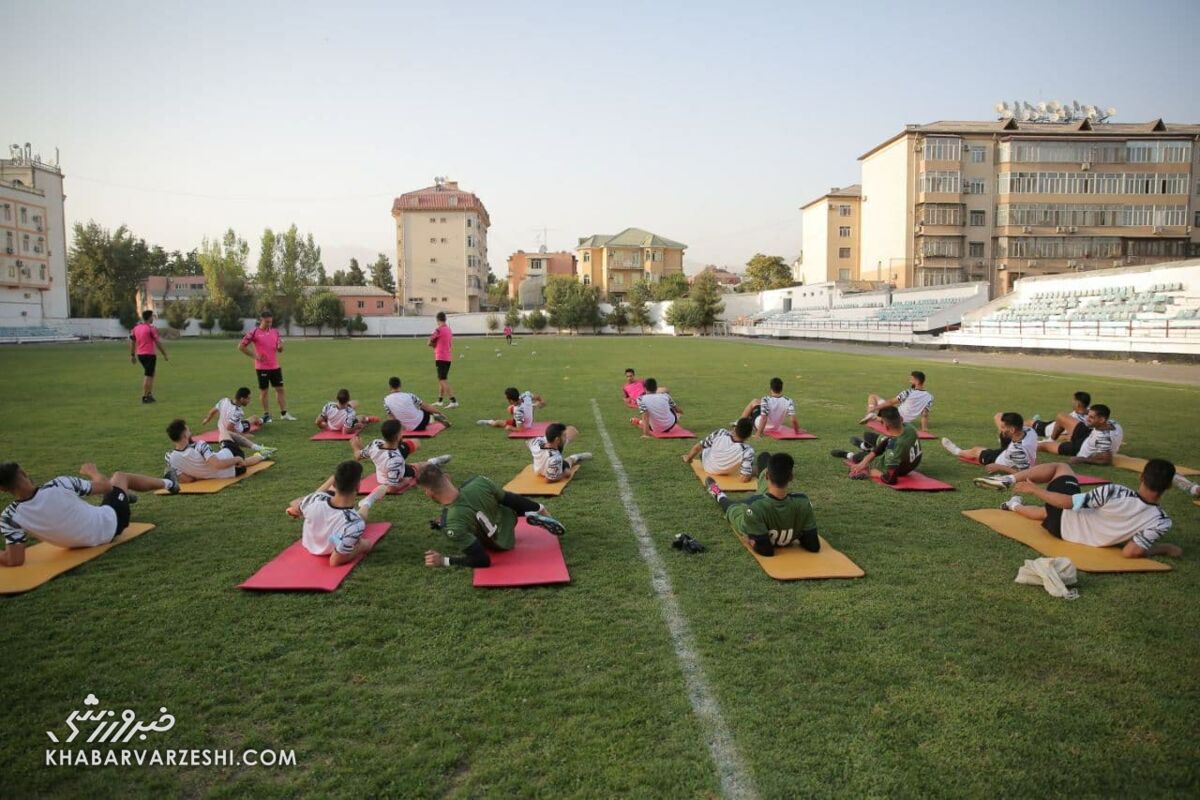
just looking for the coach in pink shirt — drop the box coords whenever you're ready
[129,309,169,404]
[238,309,295,423]
[428,311,458,408]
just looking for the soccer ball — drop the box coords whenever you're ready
[952,359,960,364]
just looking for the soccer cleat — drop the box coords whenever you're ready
[432,400,444,407]
[703,476,723,499]
[973,475,1013,491]
[569,452,593,465]
[858,412,876,425]
[261,413,273,424]
[525,511,565,537]
[1171,473,1198,496]
[434,413,451,427]
[162,467,180,495]
[427,454,452,467]
[280,412,298,421]
[940,437,962,456]
[142,396,153,404]
[848,471,868,480]
[672,533,706,554]
[1031,413,1042,423]
[629,416,641,427]
[445,401,460,409]
[829,449,852,460]
[476,419,494,426]
[258,447,278,459]
[1000,496,1024,511]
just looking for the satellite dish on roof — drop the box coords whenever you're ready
[994,101,1007,114]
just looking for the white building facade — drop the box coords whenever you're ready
[0,146,68,325]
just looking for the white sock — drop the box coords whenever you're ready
[999,474,1015,485]
[163,478,177,490]
[941,438,961,456]
[1045,422,1059,440]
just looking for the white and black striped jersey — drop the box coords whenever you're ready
[637,392,679,433]
[1079,420,1124,459]
[510,391,536,429]
[166,441,236,480]
[0,477,117,548]
[995,428,1038,470]
[700,428,755,478]
[759,395,796,429]
[1063,482,1171,550]
[528,436,565,480]
[358,439,408,487]
[895,388,934,422]
[320,402,358,431]
[383,391,425,430]
[214,397,249,438]
[299,490,366,556]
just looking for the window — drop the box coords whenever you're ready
[583,275,591,284]
[467,235,475,247]
[970,148,986,163]
[430,277,438,284]
[920,170,961,193]
[921,203,964,226]
[969,210,986,226]
[377,301,384,309]
[920,237,963,258]
[838,204,852,216]
[838,247,851,259]
[441,296,448,302]
[429,237,436,243]
[440,238,447,243]
[839,226,851,238]
[923,137,962,161]
[4,231,11,250]
[22,234,30,252]
[965,178,986,194]
[39,265,45,280]
[838,268,851,280]
[429,217,436,223]
[968,241,985,258]
[20,207,28,224]
[34,237,44,254]
[583,252,590,262]
[440,217,447,222]
[467,218,473,228]
[1,204,9,221]
[357,301,365,309]
[430,258,437,264]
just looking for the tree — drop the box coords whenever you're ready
[197,303,216,335]
[310,291,345,336]
[163,302,189,332]
[256,228,280,303]
[349,313,368,336]
[330,269,347,286]
[273,225,306,325]
[505,305,521,329]
[369,253,396,294]
[345,258,367,287]
[316,265,329,286]
[165,249,203,276]
[216,300,244,334]
[67,222,157,318]
[607,303,629,333]
[486,279,509,309]
[743,253,792,292]
[486,314,500,333]
[649,272,690,301]
[665,298,703,333]
[524,309,547,333]
[293,295,313,335]
[198,229,250,309]
[627,280,653,332]
[688,271,726,334]
[543,275,601,333]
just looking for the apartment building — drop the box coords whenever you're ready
[392,178,490,314]
[507,248,576,308]
[0,145,68,324]
[136,275,209,316]
[858,118,1200,292]
[575,227,686,302]
[798,185,861,285]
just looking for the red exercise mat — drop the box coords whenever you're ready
[867,420,936,440]
[959,455,1109,486]
[507,421,551,439]
[844,460,954,491]
[239,523,391,591]
[357,474,413,496]
[650,426,695,439]
[194,424,261,444]
[763,427,818,440]
[310,429,357,441]
[404,422,446,438]
[472,521,570,588]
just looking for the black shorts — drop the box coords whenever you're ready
[137,354,157,377]
[220,441,246,459]
[413,410,431,431]
[650,414,678,434]
[1041,475,1081,538]
[1057,423,1091,457]
[979,448,1001,465]
[101,488,132,539]
[399,441,414,458]
[256,368,284,389]
[435,360,452,380]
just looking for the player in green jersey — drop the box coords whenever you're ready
[829,406,922,484]
[704,451,819,557]
[416,464,565,568]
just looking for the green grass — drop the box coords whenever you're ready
[1,336,1197,798]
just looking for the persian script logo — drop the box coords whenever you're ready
[46,694,176,745]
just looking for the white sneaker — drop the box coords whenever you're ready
[476,419,494,426]
[570,452,594,465]
[432,400,444,407]
[427,454,452,466]
[1000,496,1023,511]
[1172,473,1198,495]
[445,401,460,409]
[973,475,1011,491]
[258,447,278,459]
[940,437,961,456]
[280,412,298,421]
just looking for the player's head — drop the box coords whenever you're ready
[258,309,273,328]
[0,462,31,493]
[380,419,402,444]
[166,418,190,443]
[1140,458,1175,497]
[1073,391,1091,411]
[234,387,252,404]
[416,463,453,498]
[624,368,636,383]
[910,370,926,388]
[643,377,658,393]
[733,417,754,440]
[878,406,903,431]
[765,452,794,489]
[544,423,567,447]
[999,412,1024,436]
[333,460,363,494]
[336,388,351,405]
[388,376,401,390]
[1086,404,1111,427]
[769,377,783,394]
[504,387,520,403]
[436,311,447,323]
[141,309,154,323]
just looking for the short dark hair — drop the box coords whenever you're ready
[624,368,635,375]
[380,419,402,442]
[235,387,251,400]
[911,370,926,384]
[336,388,350,404]
[166,418,188,441]
[141,310,153,322]
[878,406,902,426]
[1000,411,1024,430]
[766,453,794,488]
[388,376,401,389]
[333,460,363,493]
[259,309,273,319]
[436,312,447,322]
[1090,403,1111,420]
[0,462,20,489]
[769,377,783,393]
[545,423,566,443]
[734,418,754,439]
[504,387,519,402]
[1142,458,1176,494]
[1074,391,1091,407]
[417,463,447,489]
[643,377,657,393]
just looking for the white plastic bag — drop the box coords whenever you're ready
[1015,556,1079,600]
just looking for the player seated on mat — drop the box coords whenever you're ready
[1035,403,1123,466]
[976,460,1180,559]
[941,412,1037,474]
[383,376,450,432]
[529,423,592,481]
[285,461,389,567]
[200,387,274,456]
[416,464,566,568]
[0,461,178,566]
[704,452,819,556]
[739,377,800,436]
[316,389,366,434]
[860,370,933,433]
[477,388,545,430]
[683,418,755,479]
[621,369,668,406]
[351,420,451,492]
[165,419,270,482]
[632,378,683,436]
[829,406,922,483]
[1028,391,1090,441]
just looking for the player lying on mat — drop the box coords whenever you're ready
[165,419,272,482]
[416,464,565,568]
[0,461,178,566]
[529,423,592,481]
[622,368,669,406]
[739,377,801,437]
[941,412,1037,474]
[383,376,451,431]
[632,378,683,436]
[830,406,922,483]
[860,370,933,432]
[351,420,450,492]
[683,418,755,479]
[704,451,819,556]
[286,461,388,567]
[477,388,545,430]
[1029,390,1090,441]
[200,387,273,455]
[316,389,366,434]
[1035,403,1123,466]
[976,460,1180,559]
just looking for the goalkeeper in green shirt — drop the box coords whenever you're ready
[830,406,922,484]
[705,451,820,557]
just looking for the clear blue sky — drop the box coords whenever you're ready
[7,0,1199,275]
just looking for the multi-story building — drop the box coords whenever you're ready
[392,178,490,315]
[798,185,861,285]
[136,275,209,316]
[312,284,397,317]
[575,227,686,302]
[507,248,576,308]
[858,117,1200,292]
[689,266,742,289]
[0,145,68,324]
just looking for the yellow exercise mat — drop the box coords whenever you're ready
[691,460,756,492]
[503,464,575,496]
[0,523,156,595]
[733,530,864,580]
[156,460,274,494]
[962,509,1171,573]
[1110,454,1199,477]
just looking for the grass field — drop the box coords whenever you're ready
[1,335,1198,798]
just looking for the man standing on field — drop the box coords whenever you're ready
[129,309,169,404]
[238,309,295,423]
[429,311,458,408]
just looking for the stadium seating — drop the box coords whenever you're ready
[0,326,76,343]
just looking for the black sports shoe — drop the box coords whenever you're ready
[850,436,866,451]
[162,467,180,495]
[830,449,852,460]
[526,512,565,537]
[672,533,706,553]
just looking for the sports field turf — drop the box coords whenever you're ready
[1,336,1197,798]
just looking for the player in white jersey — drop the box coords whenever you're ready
[316,388,367,434]
[478,387,544,430]
[632,378,683,436]
[976,459,1180,559]
[528,423,593,481]
[861,370,933,432]
[384,376,451,432]
[199,387,273,457]
[0,461,178,566]
[165,419,270,482]
[941,412,1037,474]
[1029,390,1091,441]
[739,377,801,437]
[350,420,450,492]
[684,419,756,478]
[285,461,389,567]
[1037,403,1123,466]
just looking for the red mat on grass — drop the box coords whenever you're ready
[194,424,261,444]
[310,429,356,441]
[844,460,953,491]
[357,474,413,496]
[472,521,570,588]
[867,420,936,440]
[507,421,551,439]
[650,426,695,439]
[404,422,446,438]
[764,427,819,440]
[239,523,391,591]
